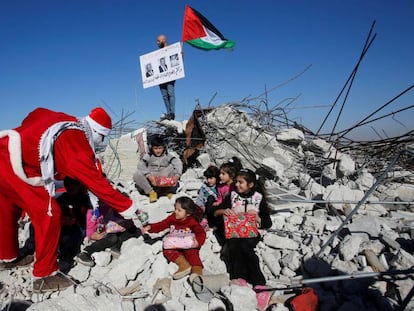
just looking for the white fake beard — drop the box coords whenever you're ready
[92,131,104,145]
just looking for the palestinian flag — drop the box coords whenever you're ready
[181,5,235,51]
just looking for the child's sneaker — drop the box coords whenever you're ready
[188,266,203,283]
[76,252,95,267]
[149,190,158,203]
[254,285,274,311]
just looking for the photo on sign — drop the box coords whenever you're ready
[139,42,185,89]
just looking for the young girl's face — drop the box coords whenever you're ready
[174,203,188,220]
[219,169,232,185]
[206,176,217,187]
[235,176,254,194]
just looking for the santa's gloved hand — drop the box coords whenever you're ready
[132,210,149,229]
[137,210,149,225]
[132,216,143,229]
[119,201,140,219]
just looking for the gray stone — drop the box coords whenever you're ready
[263,235,299,250]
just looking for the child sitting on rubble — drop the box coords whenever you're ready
[142,196,206,281]
[205,157,243,245]
[195,165,220,230]
[214,168,273,311]
[215,157,243,207]
[133,134,183,203]
[76,200,141,267]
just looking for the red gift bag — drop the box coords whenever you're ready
[224,213,258,239]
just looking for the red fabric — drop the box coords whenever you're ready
[53,130,132,211]
[0,107,132,278]
[290,288,318,311]
[163,248,203,267]
[224,213,258,239]
[89,107,112,130]
[0,147,60,277]
[181,5,206,42]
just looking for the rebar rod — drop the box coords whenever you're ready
[315,149,403,258]
[336,83,414,141]
[295,268,414,287]
[317,20,376,135]
[255,268,414,292]
[268,197,414,205]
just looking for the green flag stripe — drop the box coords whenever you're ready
[186,38,235,50]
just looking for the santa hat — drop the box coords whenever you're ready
[85,107,112,136]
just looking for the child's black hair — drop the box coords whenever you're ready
[63,176,81,189]
[175,196,203,222]
[236,168,272,228]
[63,176,86,194]
[219,156,243,181]
[149,134,165,148]
[203,165,220,181]
[148,134,167,156]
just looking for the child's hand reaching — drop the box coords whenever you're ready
[141,225,151,233]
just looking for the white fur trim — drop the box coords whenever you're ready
[85,115,111,136]
[119,202,138,219]
[0,130,43,187]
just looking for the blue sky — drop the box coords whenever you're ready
[1,0,413,140]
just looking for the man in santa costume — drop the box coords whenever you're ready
[0,107,141,292]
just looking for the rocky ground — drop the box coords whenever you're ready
[1,105,413,311]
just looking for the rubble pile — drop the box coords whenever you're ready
[0,105,413,310]
[181,105,414,310]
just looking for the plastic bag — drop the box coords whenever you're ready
[288,287,318,311]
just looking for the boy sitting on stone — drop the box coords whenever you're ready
[133,135,183,203]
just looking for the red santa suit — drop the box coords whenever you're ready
[0,107,136,278]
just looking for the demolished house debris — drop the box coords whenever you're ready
[1,21,413,310]
[1,101,413,311]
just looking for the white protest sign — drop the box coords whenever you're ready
[139,42,185,89]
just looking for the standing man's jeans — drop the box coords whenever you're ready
[159,81,175,117]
